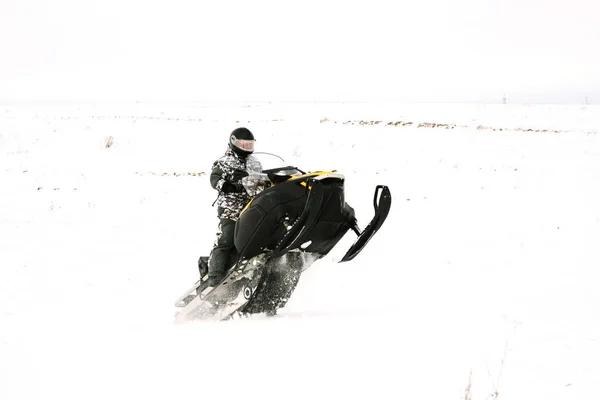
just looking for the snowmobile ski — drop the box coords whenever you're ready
[340,185,391,262]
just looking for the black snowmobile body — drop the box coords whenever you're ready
[234,169,356,260]
[174,167,391,322]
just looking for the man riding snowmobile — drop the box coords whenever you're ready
[201,127,263,289]
[176,129,392,321]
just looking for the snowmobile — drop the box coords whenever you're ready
[174,164,391,322]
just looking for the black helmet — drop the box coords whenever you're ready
[229,127,255,157]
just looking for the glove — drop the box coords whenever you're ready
[230,169,249,182]
[221,181,245,193]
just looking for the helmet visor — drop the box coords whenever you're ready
[233,138,255,152]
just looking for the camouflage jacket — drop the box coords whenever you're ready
[210,149,262,221]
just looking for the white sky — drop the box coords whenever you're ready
[1,0,599,103]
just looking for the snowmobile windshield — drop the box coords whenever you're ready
[240,153,304,196]
[242,158,268,197]
[233,139,255,152]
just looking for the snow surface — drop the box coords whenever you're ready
[1,102,599,399]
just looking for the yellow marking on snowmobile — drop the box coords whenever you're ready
[295,171,334,190]
[290,171,334,181]
[240,198,253,216]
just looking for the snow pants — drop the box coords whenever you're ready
[207,217,237,279]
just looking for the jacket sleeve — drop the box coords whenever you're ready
[210,163,226,191]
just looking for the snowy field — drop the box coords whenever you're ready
[1,101,599,399]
